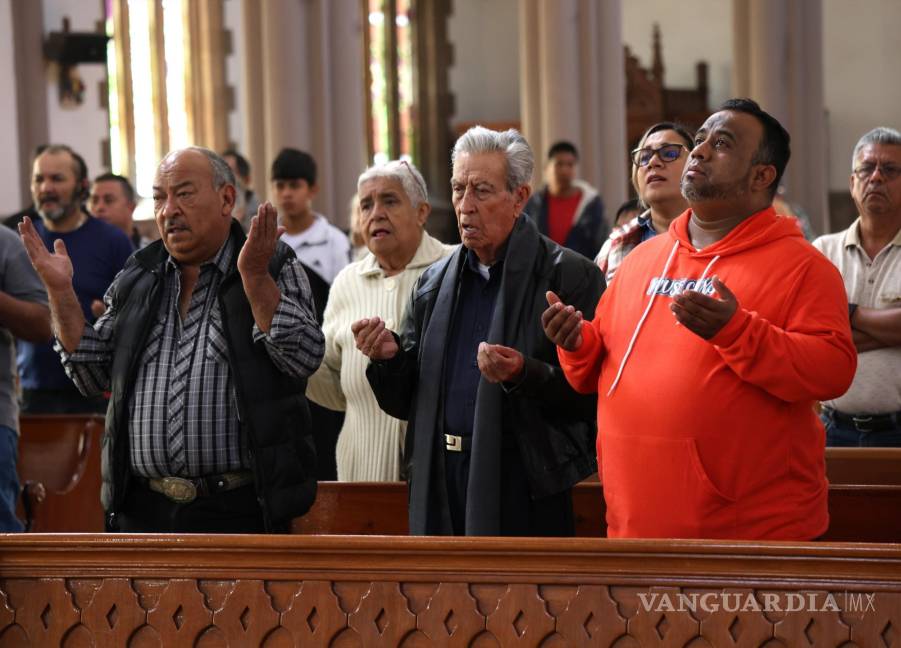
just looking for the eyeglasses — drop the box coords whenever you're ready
[399,159,428,197]
[853,162,901,181]
[631,143,687,167]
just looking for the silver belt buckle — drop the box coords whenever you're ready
[159,477,198,503]
[445,434,463,452]
[852,415,874,433]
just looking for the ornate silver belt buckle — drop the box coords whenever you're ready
[160,477,197,503]
[445,434,462,452]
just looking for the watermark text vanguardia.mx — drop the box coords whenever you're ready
[638,591,877,614]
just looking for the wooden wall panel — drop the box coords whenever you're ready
[1,535,901,646]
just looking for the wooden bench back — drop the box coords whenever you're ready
[826,446,901,485]
[16,414,105,532]
[294,480,901,542]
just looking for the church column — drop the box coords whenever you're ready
[237,0,366,227]
[733,0,828,235]
[518,0,627,221]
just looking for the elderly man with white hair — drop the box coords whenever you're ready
[353,127,605,536]
[306,159,453,481]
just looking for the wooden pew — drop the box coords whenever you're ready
[826,447,901,485]
[16,416,901,539]
[15,414,105,532]
[1,533,900,646]
[294,480,901,542]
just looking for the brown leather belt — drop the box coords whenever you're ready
[145,471,254,503]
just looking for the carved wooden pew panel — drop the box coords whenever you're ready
[0,534,900,646]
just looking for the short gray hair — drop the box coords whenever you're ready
[357,159,429,208]
[161,146,236,189]
[452,126,534,192]
[852,127,901,169]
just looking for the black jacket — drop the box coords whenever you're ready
[102,222,317,531]
[367,216,604,535]
[523,180,609,259]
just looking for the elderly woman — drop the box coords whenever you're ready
[596,121,693,282]
[306,160,452,481]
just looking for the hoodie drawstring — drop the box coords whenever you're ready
[607,240,679,396]
[605,244,721,397]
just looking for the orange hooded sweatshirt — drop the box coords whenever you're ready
[558,207,856,540]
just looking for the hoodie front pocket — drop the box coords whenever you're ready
[602,431,737,539]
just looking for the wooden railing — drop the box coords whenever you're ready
[1,533,900,646]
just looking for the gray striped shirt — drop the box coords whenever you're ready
[58,235,324,478]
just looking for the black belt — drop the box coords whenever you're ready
[139,471,254,503]
[825,407,901,434]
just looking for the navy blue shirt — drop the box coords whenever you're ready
[442,248,504,440]
[18,216,134,389]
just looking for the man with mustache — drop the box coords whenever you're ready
[18,145,133,413]
[813,128,901,446]
[355,127,603,537]
[544,99,856,540]
[20,147,324,533]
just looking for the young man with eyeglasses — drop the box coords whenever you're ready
[523,141,609,259]
[813,127,901,447]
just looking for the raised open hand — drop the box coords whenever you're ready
[541,290,584,351]
[670,276,738,340]
[238,201,284,280]
[18,216,74,294]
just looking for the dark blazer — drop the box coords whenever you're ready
[367,216,604,535]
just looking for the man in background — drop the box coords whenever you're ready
[524,140,608,259]
[90,173,146,249]
[222,149,260,229]
[814,127,901,446]
[18,144,133,414]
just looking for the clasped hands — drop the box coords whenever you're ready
[351,317,525,384]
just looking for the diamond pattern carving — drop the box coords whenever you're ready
[349,581,417,646]
[2,546,901,648]
[6,578,79,646]
[627,587,699,647]
[486,584,555,646]
[282,580,346,646]
[146,579,211,645]
[81,578,144,646]
[771,591,850,647]
[418,582,485,646]
[213,580,279,646]
[698,589,773,647]
[556,585,626,646]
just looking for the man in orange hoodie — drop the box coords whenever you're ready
[543,98,856,540]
